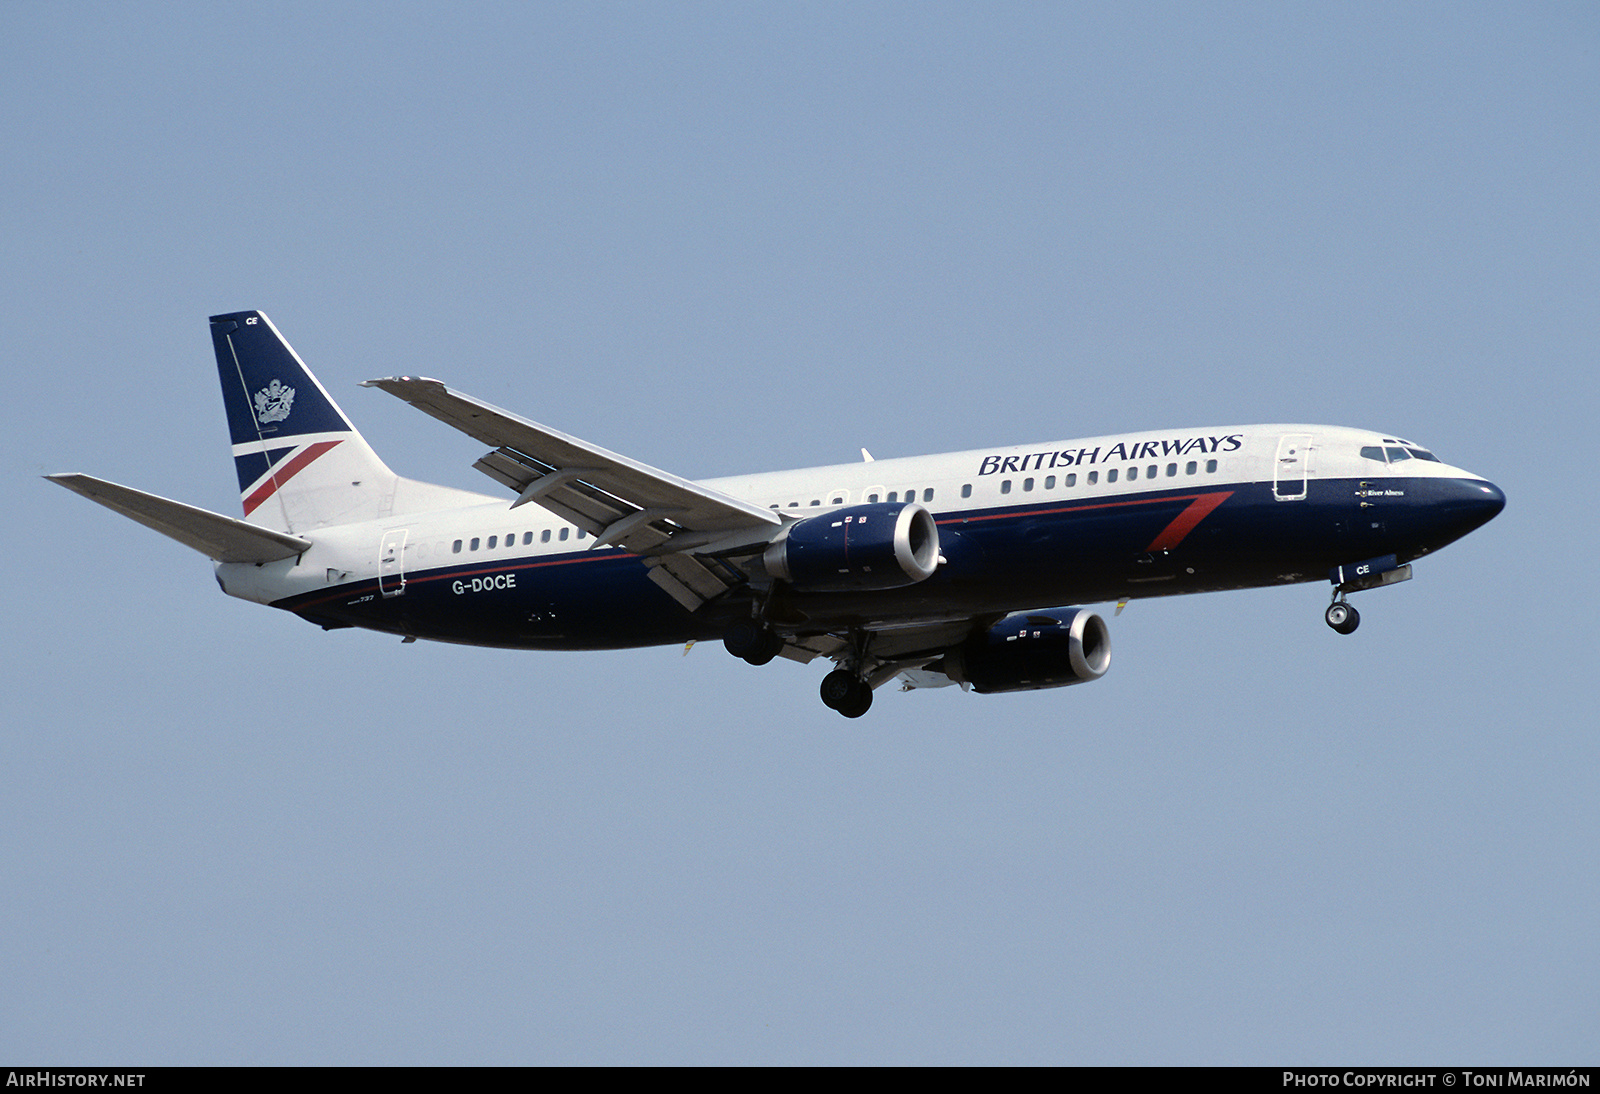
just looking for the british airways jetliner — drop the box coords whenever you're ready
[51,312,1505,717]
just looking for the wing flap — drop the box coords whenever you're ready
[48,474,311,563]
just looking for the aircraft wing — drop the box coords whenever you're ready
[47,474,312,563]
[363,376,783,610]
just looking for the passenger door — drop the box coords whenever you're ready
[378,528,408,597]
[1274,434,1314,501]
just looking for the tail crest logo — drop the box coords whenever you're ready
[253,379,296,424]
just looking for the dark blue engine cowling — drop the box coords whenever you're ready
[946,609,1111,693]
[763,502,941,592]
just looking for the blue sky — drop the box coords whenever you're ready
[3,2,1595,1064]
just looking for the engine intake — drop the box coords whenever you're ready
[764,502,941,593]
[943,609,1111,693]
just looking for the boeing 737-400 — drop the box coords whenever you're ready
[50,311,1505,717]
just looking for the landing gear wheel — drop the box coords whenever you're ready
[836,686,873,719]
[744,628,783,666]
[820,669,872,716]
[723,619,760,658]
[1325,601,1360,635]
[724,621,783,665]
[819,669,857,710]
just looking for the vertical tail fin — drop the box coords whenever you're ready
[211,311,398,532]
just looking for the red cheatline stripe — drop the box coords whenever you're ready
[1145,490,1233,551]
[242,440,343,515]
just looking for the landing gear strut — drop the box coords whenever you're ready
[819,669,873,718]
[1325,598,1360,635]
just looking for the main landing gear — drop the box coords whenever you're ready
[819,669,873,719]
[723,617,875,718]
[1325,598,1360,635]
[723,619,783,665]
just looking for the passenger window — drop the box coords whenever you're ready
[1023,477,1034,491]
[1167,463,1177,477]
[867,494,879,503]
[922,488,934,502]
[1127,467,1137,481]
[577,530,586,539]
[559,528,569,541]
[453,539,462,553]
[887,492,898,503]
[1186,461,1197,475]
[1147,465,1157,479]
[541,529,551,543]
[1206,459,1218,473]
[470,537,480,551]
[832,495,846,505]
[810,500,820,507]
[1001,480,1012,494]
[1107,469,1118,483]
[523,532,533,545]
[1087,471,1098,485]
[1044,475,1055,489]
[961,484,972,498]
[488,535,497,549]
[1065,473,1076,487]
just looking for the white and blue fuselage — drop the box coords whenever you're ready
[54,312,1504,716]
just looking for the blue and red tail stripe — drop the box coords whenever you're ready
[237,439,343,516]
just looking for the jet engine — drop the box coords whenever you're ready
[763,502,941,593]
[941,608,1111,693]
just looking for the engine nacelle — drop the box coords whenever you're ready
[943,609,1111,694]
[763,502,941,593]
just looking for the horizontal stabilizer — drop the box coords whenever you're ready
[47,474,311,563]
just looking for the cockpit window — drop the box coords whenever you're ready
[1364,442,1442,464]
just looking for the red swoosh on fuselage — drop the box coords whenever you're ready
[939,489,1234,552]
[1144,491,1233,551]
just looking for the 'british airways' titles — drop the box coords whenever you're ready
[977,434,1244,476]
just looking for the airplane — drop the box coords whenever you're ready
[49,311,1505,717]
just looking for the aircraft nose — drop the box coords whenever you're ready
[1403,476,1505,555]
[1464,479,1507,526]
[1436,477,1505,541]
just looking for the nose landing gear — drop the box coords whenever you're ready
[1325,554,1413,635]
[1325,598,1360,635]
